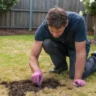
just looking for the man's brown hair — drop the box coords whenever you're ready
[46,7,68,29]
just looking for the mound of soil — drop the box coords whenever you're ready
[0,78,65,96]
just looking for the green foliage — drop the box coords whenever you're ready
[0,0,18,12]
[80,0,96,15]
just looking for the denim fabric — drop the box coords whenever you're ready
[43,39,68,70]
[43,39,96,79]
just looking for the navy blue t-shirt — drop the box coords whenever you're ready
[35,11,87,49]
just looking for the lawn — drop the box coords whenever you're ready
[0,35,96,96]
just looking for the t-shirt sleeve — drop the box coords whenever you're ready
[35,23,46,41]
[75,17,87,42]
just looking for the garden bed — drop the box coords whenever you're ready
[0,29,36,36]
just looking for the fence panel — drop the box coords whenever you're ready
[0,0,94,31]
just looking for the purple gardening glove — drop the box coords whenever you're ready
[73,79,86,87]
[32,70,43,86]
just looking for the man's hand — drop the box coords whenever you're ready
[32,70,43,86]
[73,79,86,87]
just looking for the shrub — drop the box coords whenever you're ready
[0,0,18,12]
[79,0,96,15]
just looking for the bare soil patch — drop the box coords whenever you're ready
[0,78,67,96]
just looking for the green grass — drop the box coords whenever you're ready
[0,35,96,96]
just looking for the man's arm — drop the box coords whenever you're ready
[74,41,86,79]
[29,40,43,72]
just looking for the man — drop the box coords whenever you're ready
[29,7,96,87]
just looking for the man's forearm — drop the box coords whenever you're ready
[29,56,41,72]
[74,52,86,79]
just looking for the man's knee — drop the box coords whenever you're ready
[43,39,57,53]
[83,55,96,76]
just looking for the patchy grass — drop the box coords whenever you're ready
[0,35,96,96]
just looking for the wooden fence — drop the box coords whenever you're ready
[0,0,95,31]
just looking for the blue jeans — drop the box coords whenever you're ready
[43,39,96,79]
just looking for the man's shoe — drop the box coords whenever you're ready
[91,51,96,56]
[49,67,68,74]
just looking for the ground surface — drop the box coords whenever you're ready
[0,78,67,96]
[0,34,96,96]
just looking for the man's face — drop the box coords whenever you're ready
[48,26,65,38]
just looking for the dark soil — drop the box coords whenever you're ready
[0,78,66,96]
[0,29,36,36]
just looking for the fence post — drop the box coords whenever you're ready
[29,0,33,31]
